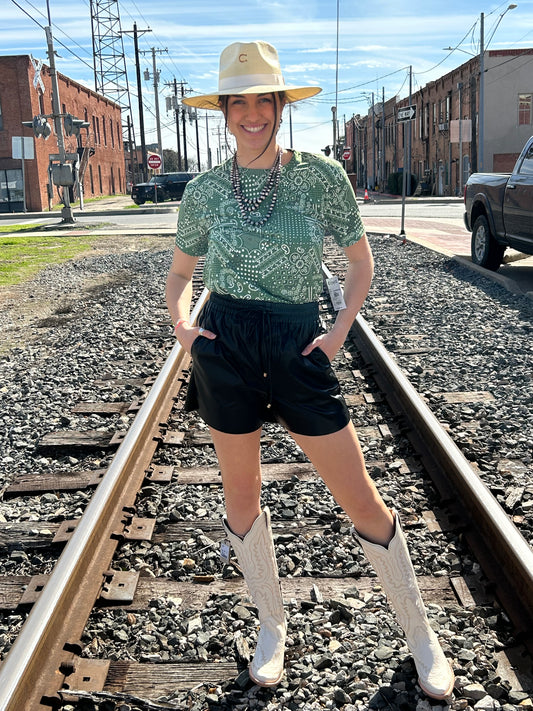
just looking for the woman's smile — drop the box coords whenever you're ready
[242,124,267,134]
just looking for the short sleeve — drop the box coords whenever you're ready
[321,160,365,248]
[175,180,209,256]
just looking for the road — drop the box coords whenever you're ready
[1,196,532,296]
[0,198,469,249]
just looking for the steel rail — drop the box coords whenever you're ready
[0,290,209,711]
[328,262,533,641]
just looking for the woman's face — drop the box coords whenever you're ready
[223,92,283,156]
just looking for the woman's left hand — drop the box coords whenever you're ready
[301,330,346,363]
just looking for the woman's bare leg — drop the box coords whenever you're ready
[208,426,263,536]
[289,421,394,544]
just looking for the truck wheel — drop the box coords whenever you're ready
[471,215,505,271]
[133,198,145,205]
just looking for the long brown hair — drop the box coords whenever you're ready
[219,91,286,165]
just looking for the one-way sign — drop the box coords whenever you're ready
[398,105,416,122]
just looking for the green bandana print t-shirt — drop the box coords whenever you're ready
[175,150,365,304]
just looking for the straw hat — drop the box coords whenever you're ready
[182,41,322,110]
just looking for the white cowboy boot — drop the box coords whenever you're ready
[353,511,455,700]
[223,507,286,686]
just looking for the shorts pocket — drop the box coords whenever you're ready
[314,346,331,364]
[305,346,331,366]
[191,334,217,358]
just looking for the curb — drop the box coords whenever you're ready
[452,255,533,301]
[0,206,177,221]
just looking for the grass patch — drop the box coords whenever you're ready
[0,223,46,233]
[0,233,104,286]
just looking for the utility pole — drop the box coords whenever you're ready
[331,105,337,160]
[479,12,485,172]
[121,23,151,181]
[371,92,375,190]
[181,83,189,171]
[382,87,386,189]
[142,47,168,173]
[126,115,136,186]
[407,65,412,196]
[166,79,192,170]
[193,108,201,171]
[171,80,182,169]
[44,2,74,223]
[205,113,212,169]
[458,82,463,193]
[288,104,294,149]
[215,125,223,164]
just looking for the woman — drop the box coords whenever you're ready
[166,40,455,699]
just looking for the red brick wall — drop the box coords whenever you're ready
[0,55,125,212]
[493,153,519,172]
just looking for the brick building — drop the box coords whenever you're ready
[0,55,126,212]
[344,48,533,196]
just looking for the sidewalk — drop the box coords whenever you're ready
[355,188,463,206]
[0,192,462,221]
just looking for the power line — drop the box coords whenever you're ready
[9,0,95,72]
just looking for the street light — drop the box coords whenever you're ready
[442,47,475,56]
[479,3,517,170]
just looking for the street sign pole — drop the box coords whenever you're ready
[147,154,162,205]
[397,104,416,240]
[400,141,408,240]
[21,139,26,213]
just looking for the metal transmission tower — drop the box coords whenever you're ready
[90,0,139,184]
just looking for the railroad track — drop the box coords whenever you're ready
[0,259,532,710]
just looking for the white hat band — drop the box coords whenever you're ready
[182,41,321,110]
[219,73,285,92]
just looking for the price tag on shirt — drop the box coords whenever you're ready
[326,275,347,311]
[220,539,231,563]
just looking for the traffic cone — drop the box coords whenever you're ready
[364,188,370,202]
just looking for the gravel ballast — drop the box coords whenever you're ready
[0,233,531,710]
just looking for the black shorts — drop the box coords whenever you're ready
[185,292,350,436]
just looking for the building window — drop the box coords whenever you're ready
[0,94,3,130]
[110,118,114,148]
[102,117,107,146]
[518,94,532,125]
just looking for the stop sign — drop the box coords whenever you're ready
[342,147,351,160]
[147,154,162,170]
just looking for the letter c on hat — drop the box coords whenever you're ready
[239,53,247,63]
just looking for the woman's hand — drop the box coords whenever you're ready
[301,329,345,363]
[175,322,217,353]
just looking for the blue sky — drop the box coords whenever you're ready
[3,0,533,164]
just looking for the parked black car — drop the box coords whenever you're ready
[131,172,197,205]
